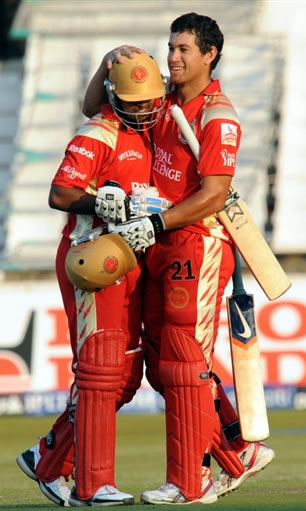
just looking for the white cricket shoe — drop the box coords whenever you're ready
[214,441,275,497]
[39,478,71,507]
[16,444,71,506]
[141,467,217,505]
[69,484,134,506]
[16,444,41,480]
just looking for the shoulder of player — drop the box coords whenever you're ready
[201,91,240,128]
[75,110,120,149]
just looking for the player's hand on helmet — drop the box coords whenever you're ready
[130,186,173,217]
[103,45,145,70]
[108,213,165,252]
[95,180,132,223]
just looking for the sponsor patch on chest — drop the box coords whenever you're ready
[118,150,143,161]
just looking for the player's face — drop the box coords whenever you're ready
[167,31,208,86]
[121,99,155,123]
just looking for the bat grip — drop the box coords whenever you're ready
[232,248,246,296]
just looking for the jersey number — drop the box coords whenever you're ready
[171,260,195,280]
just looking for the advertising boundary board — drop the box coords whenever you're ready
[0,385,305,416]
[0,273,306,415]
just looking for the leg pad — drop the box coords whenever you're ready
[75,329,126,500]
[159,326,215,501]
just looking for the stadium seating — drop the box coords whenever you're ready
[0,0,300,272]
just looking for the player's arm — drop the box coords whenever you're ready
[49,184,96,214]
[82,45,145,118]
[49,182,129,222]
[161,174,231,230]
[108,175,231,251]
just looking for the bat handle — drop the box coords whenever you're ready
[232,248,246,296]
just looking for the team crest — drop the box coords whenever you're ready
[131,65,148,83]
[103,256,119,273]
[168,287,190,309]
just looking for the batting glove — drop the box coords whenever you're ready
[95,180,132,223]
[130,186,173,217]
[108,213,165,251]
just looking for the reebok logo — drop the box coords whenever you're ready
[68,144,95,160]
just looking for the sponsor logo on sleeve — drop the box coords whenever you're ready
[221,123,238,147]
[68,144,95,160]
[220,149,236,167]
[60,165,87,180]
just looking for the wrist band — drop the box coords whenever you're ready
[150,213,165,234]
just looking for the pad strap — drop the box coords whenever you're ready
[116,345,144,410]
[211,417,244,478]
[211,372,249,453]
[36,407,74,481]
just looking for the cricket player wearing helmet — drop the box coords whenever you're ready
[17,53,172,507]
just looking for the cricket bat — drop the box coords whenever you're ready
[227,249,269,441]
[170,104,291,301]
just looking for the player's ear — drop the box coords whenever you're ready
[203,46,217,66]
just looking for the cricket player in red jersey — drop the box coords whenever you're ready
[83,12,275,505]
[16,52,172,507]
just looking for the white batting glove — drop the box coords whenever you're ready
[130,187,173,217]
[108,213,165,251]
[95,180,132,223]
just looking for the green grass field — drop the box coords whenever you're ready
[0,409,305,510]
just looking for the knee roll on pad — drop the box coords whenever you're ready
[76,329,126,392]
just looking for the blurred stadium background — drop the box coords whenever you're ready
[0,0,305,417]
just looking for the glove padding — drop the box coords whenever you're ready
[130,187,173,217]
[95,183,172,223]
[95,181,131,223]
[108,214,165,252]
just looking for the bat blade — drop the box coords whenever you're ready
[227,254,270,442]
[218,193,291,300]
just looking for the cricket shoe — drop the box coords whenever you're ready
[69,484,135,506]
[16,444,71,506]
[214,441,275,497]
[141,467,217,505]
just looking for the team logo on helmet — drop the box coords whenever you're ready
[104,256,119,273]
[131,65,148,83]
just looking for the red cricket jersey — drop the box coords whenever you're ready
[52,105,153,239]
[152,79,241,236]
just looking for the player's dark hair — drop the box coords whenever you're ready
[170,12,223,70]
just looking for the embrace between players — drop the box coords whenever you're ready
[16,12,275,507]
